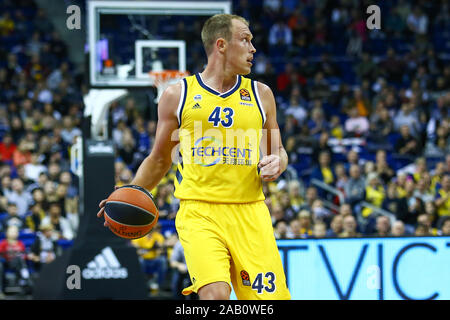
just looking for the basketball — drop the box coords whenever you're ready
[103,185,159,239]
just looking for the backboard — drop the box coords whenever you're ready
[87,1,232,88]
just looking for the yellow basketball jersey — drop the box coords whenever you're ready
[173,73,266,203]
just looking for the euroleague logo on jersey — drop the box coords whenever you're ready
[239,89,251,101]
[240,270,251,286]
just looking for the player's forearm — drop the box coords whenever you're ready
[130,154,172,191]
[279,147,288,173]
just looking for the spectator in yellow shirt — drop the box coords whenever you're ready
[362,173,386,218]
[287,180,304,212]
[395,172,408,198]
[0,12,14,36]
[310,151,336,201]
[132,223,167,292]
[435,174,450,219]
[430,162,445,194]
[412,157,427,183]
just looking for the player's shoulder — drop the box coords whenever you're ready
[158,81,183,111]
[161,74,193,99]
[163,81,182,99]
[156,81,184,118]
[250,79,274,97]
[250,79,275,104]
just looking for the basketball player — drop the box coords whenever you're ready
[98,14,291,300]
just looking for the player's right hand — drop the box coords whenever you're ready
[97,199,107,216]
[97,186,119,227]
[97,199,109,227]
[97,199,108,227]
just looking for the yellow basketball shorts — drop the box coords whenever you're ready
[175,200,291,300]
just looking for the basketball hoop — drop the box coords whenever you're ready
[149,70,190,103]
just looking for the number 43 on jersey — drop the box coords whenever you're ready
[208,106,234,128]
[251,272,276,294]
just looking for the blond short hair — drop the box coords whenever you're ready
[201,14,249,56]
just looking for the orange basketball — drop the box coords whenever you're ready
[103,185,159,239]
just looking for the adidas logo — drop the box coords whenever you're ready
[82,247,128,280]
[192,103,201,109]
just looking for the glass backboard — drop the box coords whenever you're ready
[87,1,232,88]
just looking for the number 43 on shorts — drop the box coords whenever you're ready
[251,272,276,294]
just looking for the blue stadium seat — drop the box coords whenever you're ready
[331,152,346,164]
[19,232,36,249]
[16,52,28,68]
[426,156,445,170]
[433,35,447,52]
[21,238,35,249]
[390,38,411,55]
[292,155,312,172]
[368,38,388,55]
[273,61,289,74]
[308,44,326,58]
[359,151,375,162]
[337,60,356,84]
[325,77,342,87]
[269,45,287,60]
[387,132,400,148]
[158,219,176,236]
[57,239,74,249]
[19,231,35,240]
[391,155,414,171]
[0,212,8,221]
[0,35,21,51]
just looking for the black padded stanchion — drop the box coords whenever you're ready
[33,137,148,299]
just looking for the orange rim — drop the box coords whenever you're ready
[149,70,189,82]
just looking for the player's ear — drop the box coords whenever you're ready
[216,37,227,53]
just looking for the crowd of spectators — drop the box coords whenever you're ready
[0,0,83,298]
[0,0,449,299]
[244,0,450,240]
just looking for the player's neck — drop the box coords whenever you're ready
[200,63,238,94]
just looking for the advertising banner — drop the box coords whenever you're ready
[277,237,450,300]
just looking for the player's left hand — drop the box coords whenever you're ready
[258,155,282,182]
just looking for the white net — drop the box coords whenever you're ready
[149,70,189,103]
